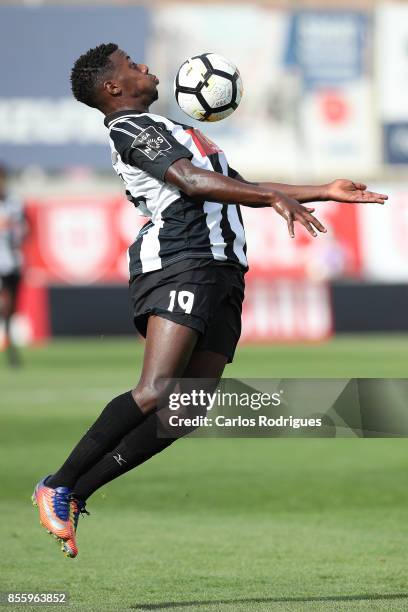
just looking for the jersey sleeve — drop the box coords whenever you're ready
[228,167,240,179]
[109,118,193,181]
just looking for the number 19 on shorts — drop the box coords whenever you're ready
[168,290,195,314]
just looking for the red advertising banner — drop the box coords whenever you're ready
[242,203,361,281]
[241,280,333,342]
[25,195,145,285]
[24,196,361,284]
[17,195,361,342]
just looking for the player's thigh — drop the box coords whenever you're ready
[132,315,199,413]
[182,350,227,413]
[183,349,228,379]
[155,350,227,435]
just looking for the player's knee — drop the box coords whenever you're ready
[131,383,161,415]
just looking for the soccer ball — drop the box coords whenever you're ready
[174,53,243,122]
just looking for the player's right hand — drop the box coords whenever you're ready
[270,193,327,239]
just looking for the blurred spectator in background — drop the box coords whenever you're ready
[0,164,28,367]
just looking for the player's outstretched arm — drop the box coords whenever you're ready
[319,179,388,205]
[165,158,326,238]
[233,173,388,205]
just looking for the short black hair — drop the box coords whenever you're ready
[71,43,118,108]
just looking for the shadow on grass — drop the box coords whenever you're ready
[132,593,408,610]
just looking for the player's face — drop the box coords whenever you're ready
[110,50,159,103]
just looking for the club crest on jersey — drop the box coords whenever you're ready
[132,126,172,160]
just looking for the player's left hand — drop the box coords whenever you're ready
[271,193,327,239]
[325,179,388,204]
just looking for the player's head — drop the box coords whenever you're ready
[71,43,159,114]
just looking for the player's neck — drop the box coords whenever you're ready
[103,98,152,117]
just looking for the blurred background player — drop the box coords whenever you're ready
[0,163,28,367]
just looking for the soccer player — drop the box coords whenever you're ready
[32,43,388,557]
[0,163,28,367]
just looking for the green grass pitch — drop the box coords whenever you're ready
[1,335,408,611]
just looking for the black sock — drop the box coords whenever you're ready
[72,412,176,501]
[47,391,146,489]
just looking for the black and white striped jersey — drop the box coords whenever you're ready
[104,110,248,276]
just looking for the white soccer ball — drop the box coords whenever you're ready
[174,53,243,122]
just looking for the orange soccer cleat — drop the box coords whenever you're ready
[60,497,90,558]
[32,475,78,558]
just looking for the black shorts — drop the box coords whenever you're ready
[129,259,245,363]
[0,271,21,295]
